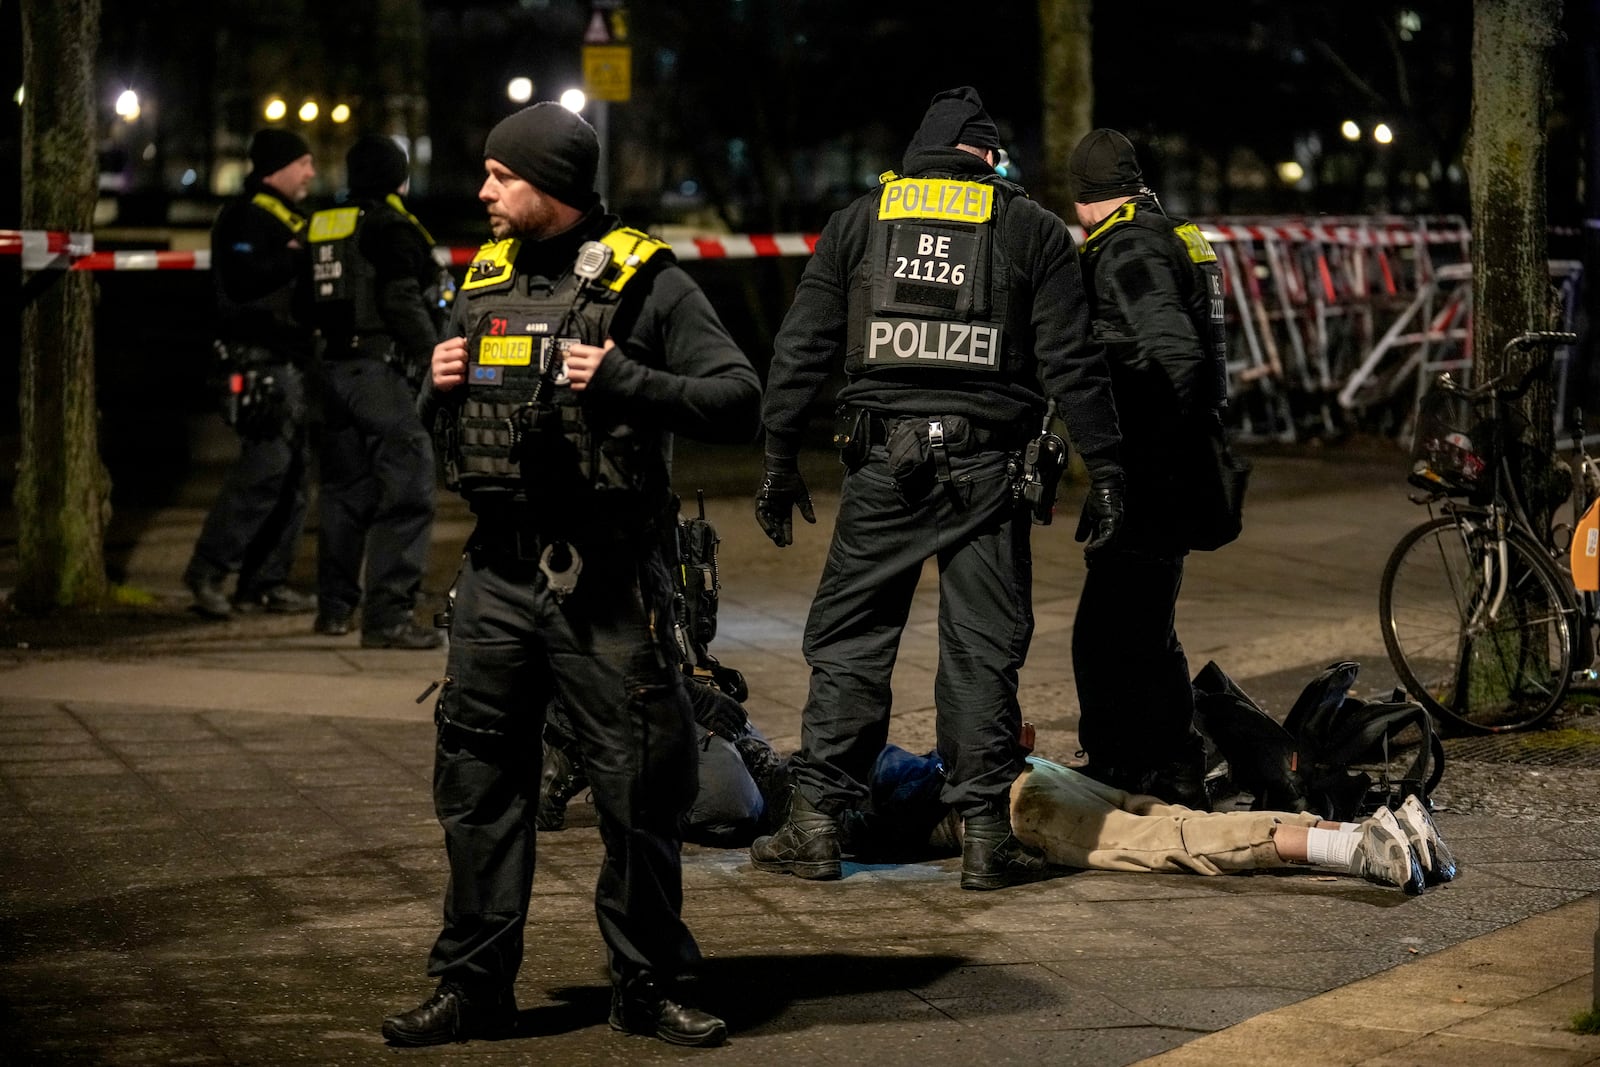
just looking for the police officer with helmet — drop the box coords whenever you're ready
[183,128,319,620]
[751,86,1126,891]
[307,134,446,648]
[382,103,759,1050]
[1067,128,1231,808]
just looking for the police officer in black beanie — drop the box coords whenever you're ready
[751,86,1124,891]
[382,102,759,1049]
[1066,128,1231,809]
[305,134,447,648]
[182,128,319,619]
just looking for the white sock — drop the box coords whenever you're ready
[1305,827,1360,868]
[1337,822,1361,833]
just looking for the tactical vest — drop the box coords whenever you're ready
[215,191,307,335]
[1080,201,1229,409]
[441,225,672,505]
[845,171,1022,385]
[307,194,443,344]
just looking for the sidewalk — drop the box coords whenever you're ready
[1,439,1597,1065]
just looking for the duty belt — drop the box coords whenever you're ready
[859,411,1027,453]
[323,334,398,362]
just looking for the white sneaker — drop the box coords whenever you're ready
[1394,794,1459,885]
[1351,806,1426,895]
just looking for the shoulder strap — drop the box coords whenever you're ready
[461,238,519,293]
[250,191,307,235]
[384,193,436,246]
[597,226,673,293]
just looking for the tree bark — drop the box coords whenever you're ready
[1037,0,1093,217]
[1468,0,1564,461]
[17,0,110,611]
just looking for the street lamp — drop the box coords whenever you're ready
[1340,120,1361,142]
[115,89,140,122]
[1373,123,1394,145]
[559,88,586,113]
[508,77,534,104]
[264,98,287,122]
[330,104,351,124]
[298,100,319,123]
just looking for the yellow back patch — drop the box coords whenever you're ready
[308,207,361,243]
[878,178,992,223]
[1175,223,1217,264]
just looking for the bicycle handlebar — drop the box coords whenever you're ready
[1454,331,1578,401]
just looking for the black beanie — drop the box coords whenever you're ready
[1069,128,1146,202]
[347,134,409,196]
[907,86,1002,154]
[249,128,311,177]
[484,103,599,208]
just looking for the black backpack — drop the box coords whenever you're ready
[1192,660,1445,821]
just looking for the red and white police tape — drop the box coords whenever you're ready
[2,221,1475,272]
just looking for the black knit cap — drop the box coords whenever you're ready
[346,134,409,196]
[908,86,1001,152]
[483,102,599,208]
[1069,128,1146,202]
[248,128,311,178]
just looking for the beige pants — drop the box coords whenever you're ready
[1009,757,1321,875]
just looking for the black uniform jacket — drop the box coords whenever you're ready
[211,179,311,362]
[760,144,1122,483]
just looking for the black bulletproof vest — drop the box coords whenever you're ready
[307,205,381,337]
[442,228,671,507]
[844,173,1023,385]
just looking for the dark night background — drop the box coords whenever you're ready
[2,1,1597,507]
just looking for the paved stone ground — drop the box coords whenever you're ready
[1,436,1597,1065]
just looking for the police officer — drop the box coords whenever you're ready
[751,87,1126,891]
[1066,128,1229,808]
[183,129,318,619]
[382,103,759,1049]
[307,134,445,648]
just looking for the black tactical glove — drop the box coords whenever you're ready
[755,452,816,548]
[1075,476,1125,557]
[687,681,750,739]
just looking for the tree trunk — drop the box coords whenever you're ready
[1037,0,1093,216]
[1468,0,1563,464]
[16,0,110,612]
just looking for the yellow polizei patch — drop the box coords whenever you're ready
[878,178,992,222]
[308,207,360,242]
[478,335,534,366]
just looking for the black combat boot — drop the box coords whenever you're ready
[1140,731,1211,810]
[960,812,1052,891]
[380,981,517,1047]
[609,981,727,1048]
[750,790,841,880]
[536,736,589,832]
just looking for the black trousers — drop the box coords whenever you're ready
[791,445,1033,821]
[315,358,435,630]
[1071,548,1196,769]
[425,523,702,997]
[185,362,310,597]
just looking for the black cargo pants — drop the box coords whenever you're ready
[789,443,1034,821]
[425,522,702,997]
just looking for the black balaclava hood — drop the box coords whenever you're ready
[902,86,1000,172]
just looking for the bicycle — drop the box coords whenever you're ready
[1378,330,1590,734]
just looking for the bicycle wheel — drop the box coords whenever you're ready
[1379,516,1575,733]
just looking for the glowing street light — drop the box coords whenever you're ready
[1373,123,1394,145]
[559,88,586,113]
[1340,120,1361,142]
[115,89,141,122]
[264,97,288,121]
[1277,161,1305,184]
[330,104,351,124]
[507,77,534,104]
[298,100,319,123]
